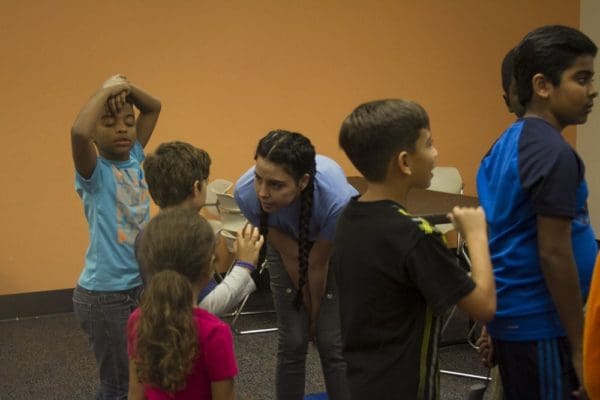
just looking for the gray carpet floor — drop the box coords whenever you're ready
[0,296,494,400]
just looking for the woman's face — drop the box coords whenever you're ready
[253,156,309,213]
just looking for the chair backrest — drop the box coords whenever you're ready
[204,179,233,218]
[427,167,462,234]
[216,193,248,234]
[428,167,463,195]
[216,192,240,212]
[220,229,237,253]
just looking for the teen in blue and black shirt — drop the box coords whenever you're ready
[477,25,598,399]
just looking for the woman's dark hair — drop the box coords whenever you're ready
[134,208,215,393]
[255,130,316,310]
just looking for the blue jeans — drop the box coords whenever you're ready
[267,247,350,400]
[73,285,142,400]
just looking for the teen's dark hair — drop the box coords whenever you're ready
[339,99,430,182]
[135,208,215,393]
[501,48,517,95]
[255,130,316,310]
[144,141,211,208]
[514,25,597,107]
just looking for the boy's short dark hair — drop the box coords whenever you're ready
[515,25,597,107]
[339,99,429,182]
[501,48,517,95]
[144,141,211,208]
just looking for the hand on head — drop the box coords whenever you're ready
[447,206,487,238]
[102,74,131,115]
[233,223,265,266]
[102,74,129,88]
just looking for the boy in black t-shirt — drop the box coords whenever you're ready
[334,99,496,400]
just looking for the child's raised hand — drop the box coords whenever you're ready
[233,223,265,265]
[102,74,129,88]
[101,74,131,115]
[447,206,487,238]
[106,89,129,115]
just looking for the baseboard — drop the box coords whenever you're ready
[0,288,74,320]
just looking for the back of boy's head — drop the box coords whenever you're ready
[339,99,429,182]
[144,141,211,208]
[501,48,517,95]
[138,207,215,284]
[515,25,597,107]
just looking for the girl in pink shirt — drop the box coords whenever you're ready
[127,207,263,399]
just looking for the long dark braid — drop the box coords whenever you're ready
[257,208,269,270]
[254,130,316,311]
[293,168,315,310]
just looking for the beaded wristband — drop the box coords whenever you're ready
[234,260,257,272]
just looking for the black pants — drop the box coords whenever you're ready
[493,337,579,400]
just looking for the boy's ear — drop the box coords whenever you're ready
[531,73,552,100]
[396,151,412,176]
[193,179,208,205]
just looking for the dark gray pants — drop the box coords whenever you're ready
[73,285,142,400]
[267,246,350,400]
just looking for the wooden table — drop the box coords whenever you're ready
[406,189,479,224]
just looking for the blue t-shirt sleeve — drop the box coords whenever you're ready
[234,167,260,227]
[75,159,104,195]
[130,141,145,163]
[75,141,144,196]
[318,197,351,241]
[312,156,358,241]
[518,121,582,218]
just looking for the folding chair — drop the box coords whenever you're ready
[426,167,489,383]
[216,193,277,335]
[203,178,233,219]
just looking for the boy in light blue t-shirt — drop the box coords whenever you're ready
[70,74,161,399]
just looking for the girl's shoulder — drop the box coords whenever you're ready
[193,308,231,333]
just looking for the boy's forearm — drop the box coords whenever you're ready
[537,216,586,389]
[537,216,584,354]
[71,88,111,178]
[540,252,584,352]
[462,233,496,320]
[128,84,161,114]
[128,84,161,147]
[71,90,109,138]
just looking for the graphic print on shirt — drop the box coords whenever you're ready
[113,164,149,244]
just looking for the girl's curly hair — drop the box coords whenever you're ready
[134,208,215,393]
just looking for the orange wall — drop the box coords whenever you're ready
[0,0,579,295]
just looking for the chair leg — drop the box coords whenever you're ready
[439,238,490,382]
[229,267,277,335]
[230,292,277,335]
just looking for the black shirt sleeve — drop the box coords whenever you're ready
[405,234,476,316]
